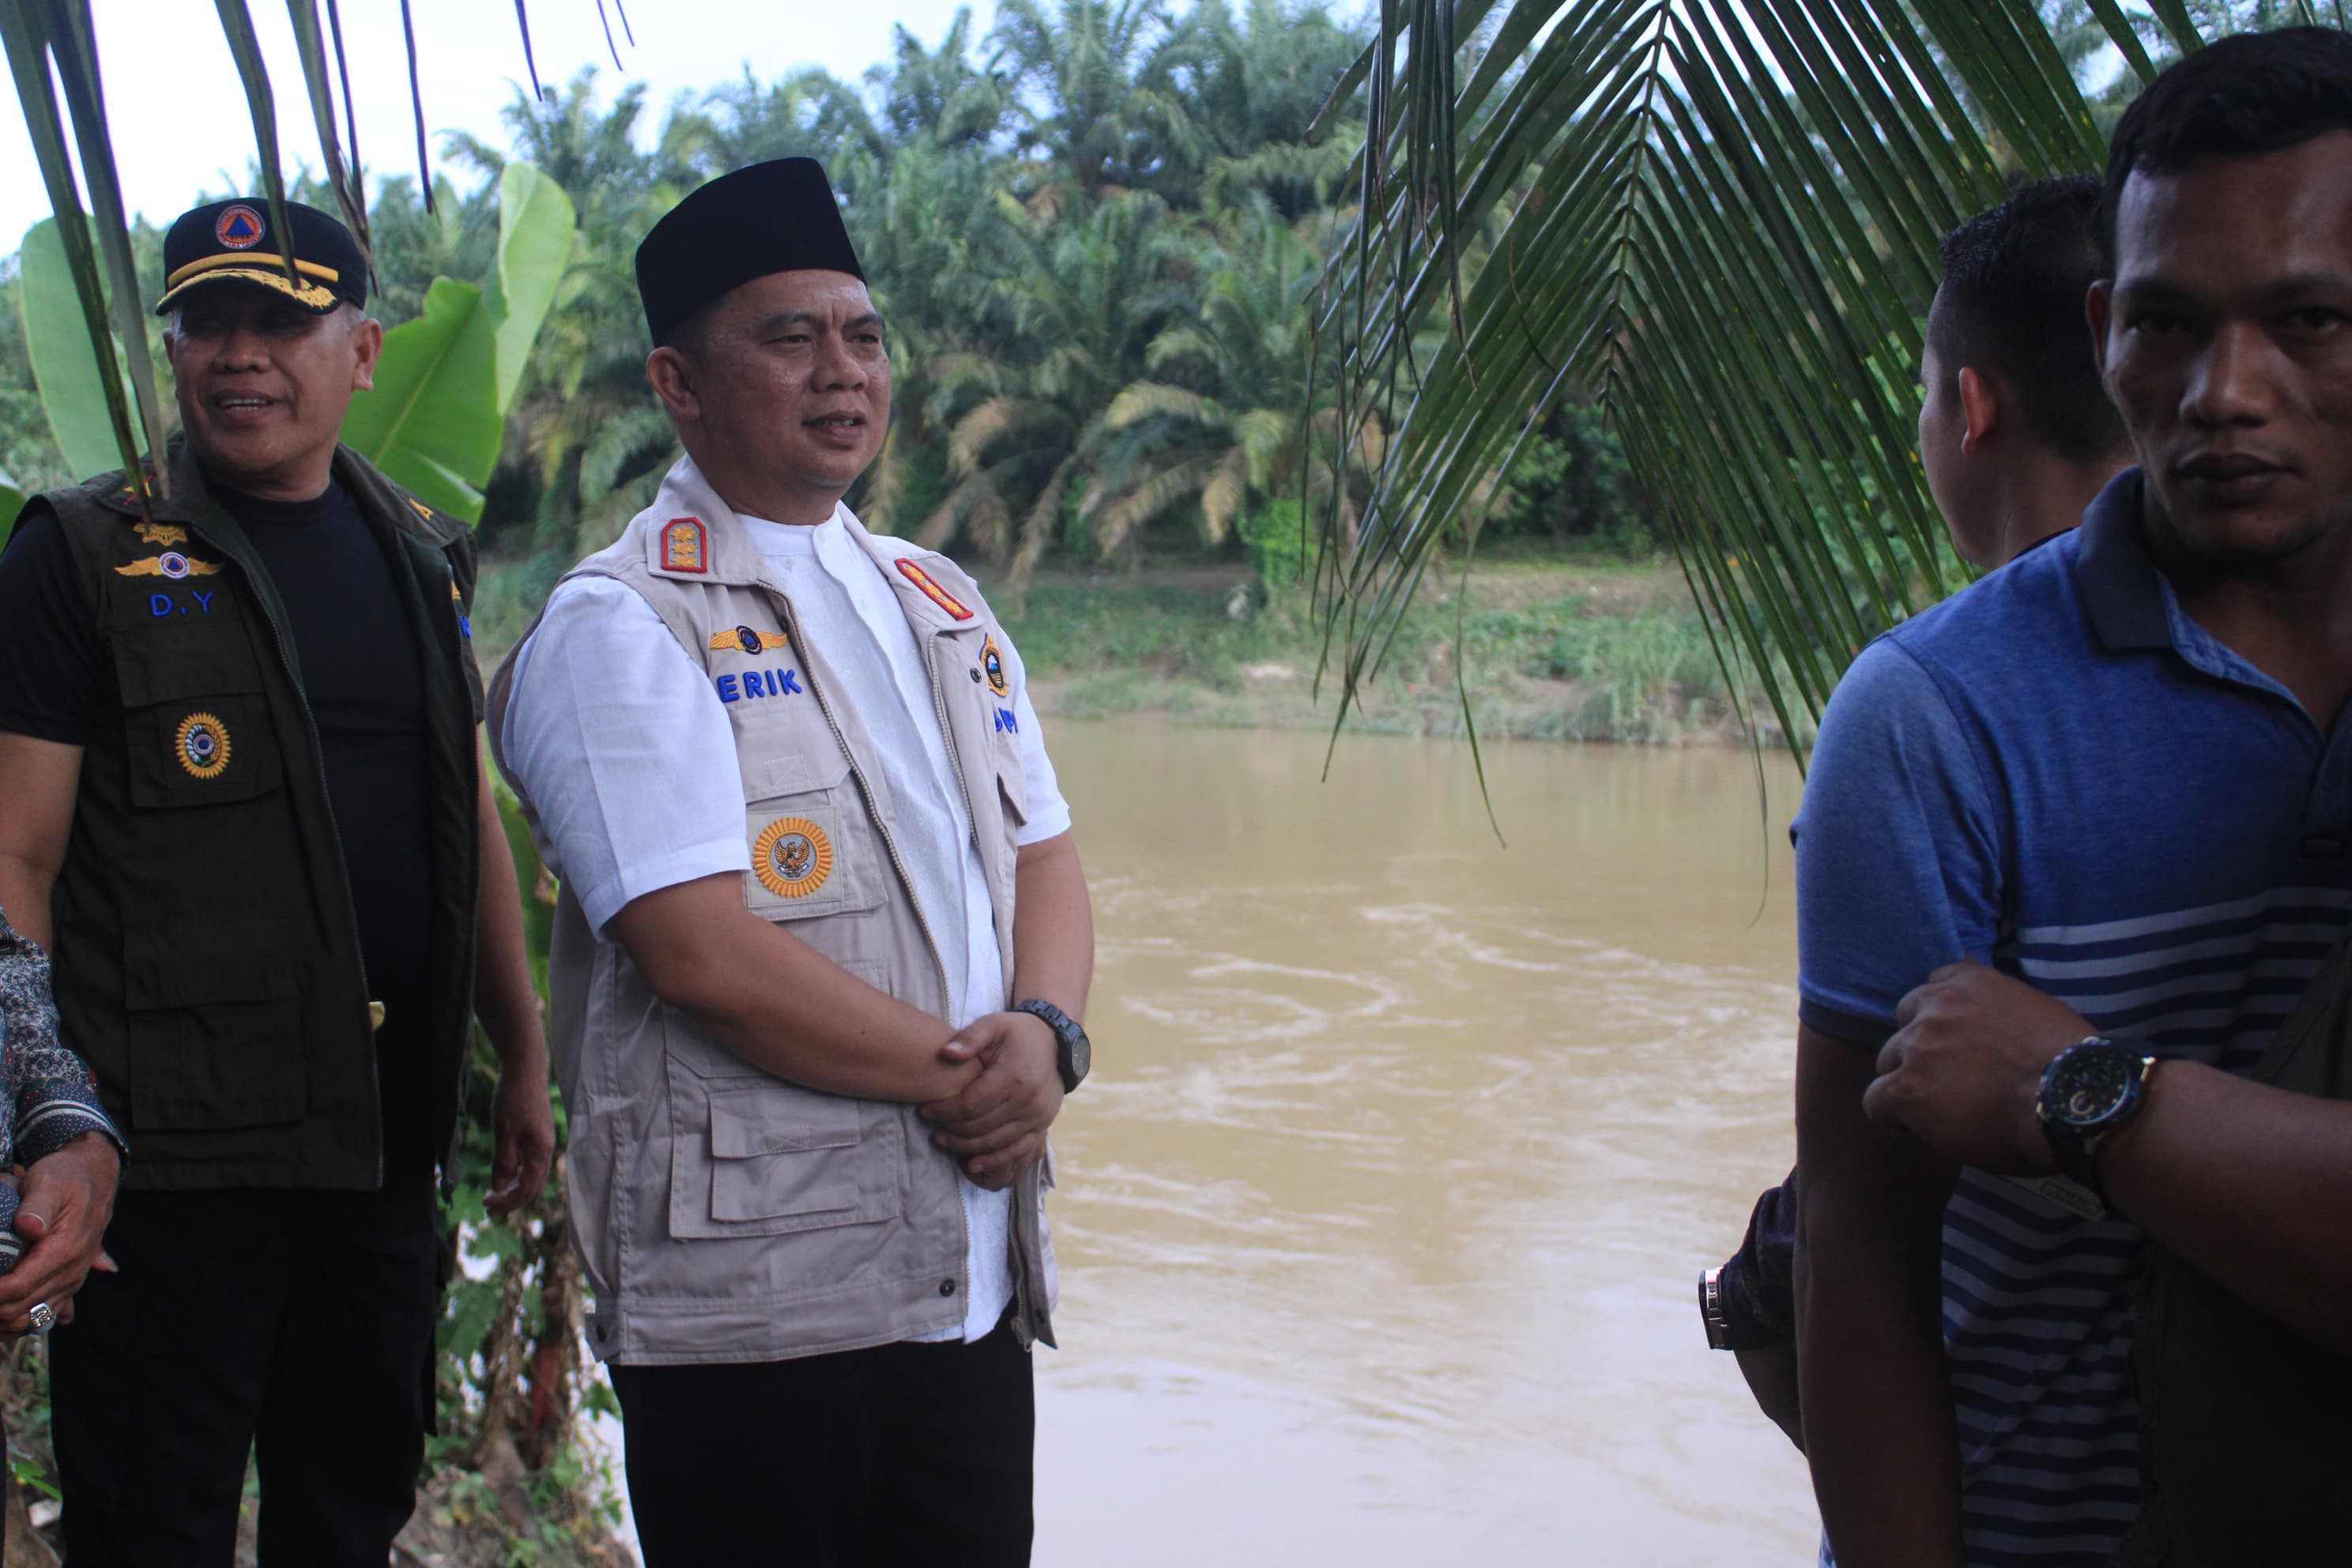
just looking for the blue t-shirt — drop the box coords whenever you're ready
[1795,471,2352,1566]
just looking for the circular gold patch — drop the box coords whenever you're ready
[752,816,833,899]
[173,712,232,780]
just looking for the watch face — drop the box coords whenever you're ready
[1067,1027,1091,1084]
[2049,1046,2137,1129]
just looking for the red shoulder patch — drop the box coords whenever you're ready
[895,557,974,620]
[660,516,707,575]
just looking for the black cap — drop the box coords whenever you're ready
[155,198,368,317]
[634,158,864,345]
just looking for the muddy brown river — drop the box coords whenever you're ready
[1027,719,1817,1563]
[591,718,1821,1561]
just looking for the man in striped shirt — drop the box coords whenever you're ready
[1794,29,2352,1567]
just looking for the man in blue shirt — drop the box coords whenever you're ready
[1795,28,2352,1567]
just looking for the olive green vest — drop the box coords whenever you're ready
[2111,932,2352,1565]
[22,438,484,1190]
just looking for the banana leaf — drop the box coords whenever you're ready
[19,217,126,481]
[485,160,576,416]
[340,276,499,521]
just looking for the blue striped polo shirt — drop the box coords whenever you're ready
[1793,469,2352,1566]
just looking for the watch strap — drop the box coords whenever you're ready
[1014,997,1087,1094]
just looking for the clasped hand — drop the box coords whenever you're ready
[1862,961,2094,1174]
[0,1130,121,1336]
[922,1011,1062,1190]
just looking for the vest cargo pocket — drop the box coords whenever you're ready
[121,692,281,809]
[662,1004,903,1240]
[121,934,307,1130]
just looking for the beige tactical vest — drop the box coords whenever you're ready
[488,456,1055,1365]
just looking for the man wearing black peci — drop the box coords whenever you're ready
[0,198,552,1565]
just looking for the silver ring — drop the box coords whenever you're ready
[25,1301,55,1335]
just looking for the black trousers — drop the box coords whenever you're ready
[610,1319,1035,1567]
[49,1179,442,1567]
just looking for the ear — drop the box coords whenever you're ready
[349,315,384,393]
[646,346,700,424]
[2086,280,2114,378]
[1955,365,2000,455]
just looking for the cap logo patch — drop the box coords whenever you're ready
[173,711,232,780]
[216,205,265,250]
[752,816,834,899]
[895,558,974,620]
[661,517,707,575]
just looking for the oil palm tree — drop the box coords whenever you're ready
[1086,195,1325,554]
[919,187,1193,575]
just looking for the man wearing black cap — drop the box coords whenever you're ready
[0,198,553,1564]
[492,158,1093,1564]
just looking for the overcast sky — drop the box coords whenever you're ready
[0,0,1003,247]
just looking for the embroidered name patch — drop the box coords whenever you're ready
[661,517,707,575]
[895,558,973,620]
[117,552,222,579]
[173,712,232,779]
[981,635,1009,698]
[752,816,833,899]
[709,624,786,654]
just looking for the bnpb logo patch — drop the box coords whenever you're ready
[215,205,265,250]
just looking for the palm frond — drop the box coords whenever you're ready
[1316,0,2174,756]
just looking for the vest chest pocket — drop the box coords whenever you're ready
[112,636,281,808]
[741,751,884,921]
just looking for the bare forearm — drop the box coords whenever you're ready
[1798,1222,1966,1566]
[1796,1027,1966,1567]
[2102,1061,2352,1352]
[1011,831,1092,1021]
[473,767,544,1065]
[0,856,54,954]
[612,875,975,1103]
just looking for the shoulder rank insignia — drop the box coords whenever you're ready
[661,517,707,575]
[752,816,834,899]
[173,712,232,779]
[981,635,1009,698]
[409,497,435,522]
[709,624,786,654]
[895,557,974,620]
[117,551,222,580]
[133,521,187,547]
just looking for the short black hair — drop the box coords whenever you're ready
[1928,175,2127,462]
[2097,26,2352,267]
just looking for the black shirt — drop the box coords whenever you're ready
[0,477,436,1166]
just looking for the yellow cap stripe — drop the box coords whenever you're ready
[164,251,341,290]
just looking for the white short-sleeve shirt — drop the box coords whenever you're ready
[499,504,1071,1342]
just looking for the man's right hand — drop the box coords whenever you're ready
[921,1012,1062,1190]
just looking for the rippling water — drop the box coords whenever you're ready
[1031,719,1818,1564]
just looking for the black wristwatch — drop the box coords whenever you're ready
[1015,998,1091,1095]
[2036,1038,2158,1198]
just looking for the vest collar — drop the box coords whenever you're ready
[838,509,981,634]
[638,456,981,635]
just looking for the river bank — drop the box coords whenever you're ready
[474,551,1784,748]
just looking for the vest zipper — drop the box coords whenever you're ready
[764,585,971,1312]
[187,512,385,1185]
